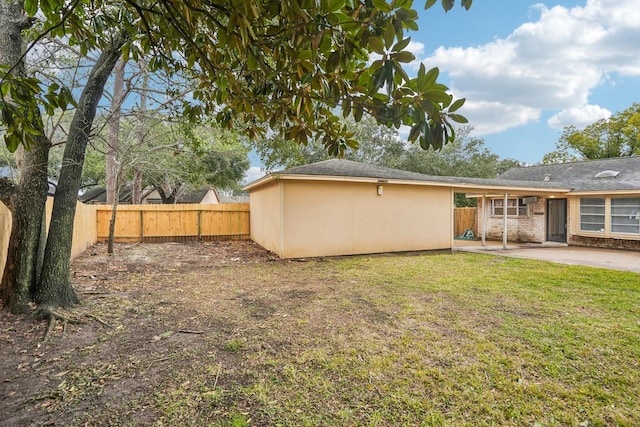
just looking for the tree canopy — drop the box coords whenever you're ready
[3,0,471,155]
[543,103,640,164]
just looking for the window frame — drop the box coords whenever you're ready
[490,198,528,217]
[610,197,640,235]
[579,197,606,233]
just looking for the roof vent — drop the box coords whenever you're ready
[543,174,551,181]
[594,170,620,178]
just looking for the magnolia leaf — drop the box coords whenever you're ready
[371,0,392,13]
[393,51,415,63]
[448,113,468,124]
[424,67,439,87]
[448,97,465,113]
[392,37,411,52]
[424,0,437,9]
[441,0,454,12]
[423,89,451,104]
[24,0,38,16]
[383,21,395,49]
[324,0,344,14]
[5,132,21,153]
[367,37,385,55]
[408,123,421,142]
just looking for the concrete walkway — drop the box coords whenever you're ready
[454,242,640,274]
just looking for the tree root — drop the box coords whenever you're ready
[37,307,80,346]
[86,313,114,328]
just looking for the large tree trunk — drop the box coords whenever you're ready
[106,58,126,205]
[35,34,126,309]
[0,1,51,314]
[0,137,50,313]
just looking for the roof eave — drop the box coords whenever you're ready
[244,173,572,194]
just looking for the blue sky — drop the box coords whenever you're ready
[415,0,640,164]
[245,0,640,182]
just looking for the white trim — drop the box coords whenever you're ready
[503,193,508,249]
[481,195,486,247]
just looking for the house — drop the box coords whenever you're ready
[244,157,640,259]
[475,156,640,250]
[243,159,570,258]
[79,185,221,205]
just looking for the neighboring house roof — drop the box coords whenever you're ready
[177,187,220,204]
[244,159,571,194]
[79,185,221,204]
[219,194,249,203]
[78,186,108,203]
[498,156,640,193]
[78,185,139,204]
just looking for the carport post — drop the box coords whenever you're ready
[481,195,486,247]
[503,193,508,249]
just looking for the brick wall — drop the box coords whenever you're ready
[477,197,546,242]
[568,235,640,250]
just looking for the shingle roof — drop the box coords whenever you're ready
[498,156,640,192]
[265,159,570,191]
[246,157,640,194]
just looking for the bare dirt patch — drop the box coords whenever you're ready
[1,241,282,426]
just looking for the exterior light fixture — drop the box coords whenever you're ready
[377,185,383,196]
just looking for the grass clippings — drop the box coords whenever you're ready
[1,241,638,426]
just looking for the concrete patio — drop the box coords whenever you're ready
[453,240,640,274]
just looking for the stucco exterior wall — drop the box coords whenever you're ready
[249,181,283,256]
[276,180,452,258]
[477,197,546,243]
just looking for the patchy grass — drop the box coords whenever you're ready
[1,242,638,426]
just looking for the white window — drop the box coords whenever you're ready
[611,197,640,235]
[491,198,527,216]
[579,198,605,232]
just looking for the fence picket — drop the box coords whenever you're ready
[95,203,250,242]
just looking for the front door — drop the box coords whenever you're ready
[547,198,567,242]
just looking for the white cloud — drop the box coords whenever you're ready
[463,101,541,135]
[242,166,266,185]
[547,104,612,129]
[421,0,640,135]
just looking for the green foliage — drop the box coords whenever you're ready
[253,115,407,171]
[0,72,76,152]
[2,0,472,158]
[543,103,640,163]
[89,114,250,195]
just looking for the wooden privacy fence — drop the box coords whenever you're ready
[95,203,250,242]
[454,207,478,238]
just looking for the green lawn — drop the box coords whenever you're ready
[151,252,640,426]
[14,246,640,426]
